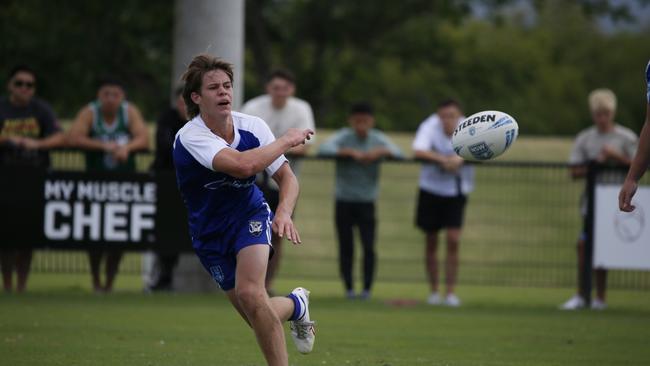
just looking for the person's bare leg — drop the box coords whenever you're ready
[445,229,461,295]
[104,250,123,292]
[425,231,439,293]
[0,250,15,292]
[265,234,283,293]
[16,249,33,293]
[226,290,295,328]
[236,244,290,366]
[595,269,607,302]
[88,249,103,292]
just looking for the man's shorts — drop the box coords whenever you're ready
[194,205,273,291]
[416,189,467,232]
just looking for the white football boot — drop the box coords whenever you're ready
[559,295,585,310]
[289,287,316,354]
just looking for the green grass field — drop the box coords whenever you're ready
[2,274,650,366]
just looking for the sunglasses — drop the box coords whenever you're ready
[13,80,35,89]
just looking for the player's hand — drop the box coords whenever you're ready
[282,128,314,148]
[272,212,302,244]
[112,145,130,162]
[619,178,638,212]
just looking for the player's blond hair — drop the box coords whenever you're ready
[588,88,617,113]
[182,54,234,119]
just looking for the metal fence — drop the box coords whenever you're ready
[25,150,650,290]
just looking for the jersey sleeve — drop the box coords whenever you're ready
[252,117,288,176]
[179,127,228,171]
[568,132,587,165]
[412,118,433,151]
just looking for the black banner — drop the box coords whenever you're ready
[1,167,192,252]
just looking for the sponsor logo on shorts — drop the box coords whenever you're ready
[468,141,494,160]
[249,220,263,237]
[209,265,225,285]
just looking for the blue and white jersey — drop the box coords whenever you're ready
[645,60,650,103]
[173,112,287,249]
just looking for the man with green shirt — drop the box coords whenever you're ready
[318,102,402,299]
[67,77,149,292]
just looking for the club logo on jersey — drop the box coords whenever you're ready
[209,265,225,286]
[249,220,263,237]
[468,141,494,160]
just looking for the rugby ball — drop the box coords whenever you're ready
[451,110,518,161]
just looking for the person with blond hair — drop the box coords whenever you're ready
[561,88,638,310]
[173,54,315,365]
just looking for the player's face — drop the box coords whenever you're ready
[193,69,233,121]
[8,71,36,106]
[266,77,294,108]
[97,85,125,115]
[592,108,615,130]
[349,113,374,139]
[438,105,462,136]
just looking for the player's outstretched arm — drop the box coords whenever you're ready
[619,105,650,212]
[271,163,301,244]
[212,128,313,179]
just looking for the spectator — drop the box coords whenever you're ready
[0,65,65,292]
[561,88,638,310]
[240,69,316,293]
[412,99,474,307]
[67,77,149,292]
[145,86,188,291]
[318,102,402,299]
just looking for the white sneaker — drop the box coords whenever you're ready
[445,293,461,307]
[426,292,442,305]
[559,295,585,310]
[591,298,607,310]
[289,287,315,354]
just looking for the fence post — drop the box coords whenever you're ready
[581,163,597,307]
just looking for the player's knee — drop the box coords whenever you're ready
[235,285,265,310]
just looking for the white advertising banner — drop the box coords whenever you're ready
[594,185,650,270]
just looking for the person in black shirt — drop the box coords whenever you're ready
[147,86,187,291]
[0,65,65,292]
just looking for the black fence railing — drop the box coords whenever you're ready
[9,150,650,290]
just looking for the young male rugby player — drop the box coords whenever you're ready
[619,60,650,212]
[173,54,315,366]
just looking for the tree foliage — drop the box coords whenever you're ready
[245,0,650,134]
[1,0,648,135]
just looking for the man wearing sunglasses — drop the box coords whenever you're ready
[0,65,65,292]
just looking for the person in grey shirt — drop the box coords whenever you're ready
[561,88,638,311]
[318,102,402,299]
